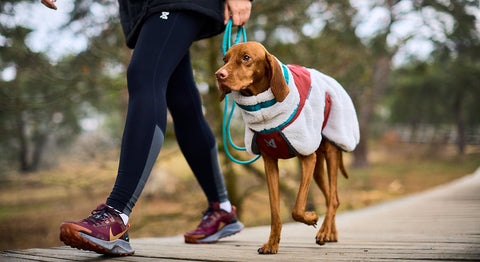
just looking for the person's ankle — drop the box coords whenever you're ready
[219,201,232,213]
[108,204,129,225]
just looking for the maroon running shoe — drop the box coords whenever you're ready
[59,203,134,256]
[184,202,244,244]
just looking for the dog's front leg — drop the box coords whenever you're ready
[292,153,319,226]
[258,153,281,255]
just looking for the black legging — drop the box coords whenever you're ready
[106,11,228,215]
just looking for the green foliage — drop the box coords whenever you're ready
[0,25,79,172]
[389,62,447,125]
[388,0,480,151]
[388,56,480,133]
[0,0,129,173]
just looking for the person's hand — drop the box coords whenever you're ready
[41,0,58,10]
[224,0,251,26]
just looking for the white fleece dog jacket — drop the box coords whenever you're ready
[231,61,360,158]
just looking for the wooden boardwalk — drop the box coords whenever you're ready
[2,168,480,261]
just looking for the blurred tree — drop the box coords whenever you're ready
[388,62,451,139]
[304,0,375,168]
[0,26,82,172]
[0,0,34,11]
[0,0,128,173]
[388,0,480,154]
[422,0,480,154]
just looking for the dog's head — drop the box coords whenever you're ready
[215,41,289,102]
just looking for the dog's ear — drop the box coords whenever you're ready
[266,53,289,102]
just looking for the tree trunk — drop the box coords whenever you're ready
[353,54,392,167]
[454,93,465,155]
[353,99,372,168]
[15,112,30,173]
[30,130,49,172]
[353,121,369,167]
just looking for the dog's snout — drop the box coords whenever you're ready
[215,69,228,80]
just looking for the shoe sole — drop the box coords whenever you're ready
[185,221,244,244]
[59,222,135,256]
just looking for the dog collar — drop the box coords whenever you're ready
[232,88,277,111]
[236,59,290,112]
[237,98,277,112]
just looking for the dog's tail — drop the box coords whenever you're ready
[339,152,349,179]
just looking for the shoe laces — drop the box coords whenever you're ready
[197,207,220,229]
[85,205,117,225]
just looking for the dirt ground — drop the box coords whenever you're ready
[0,142,478,251]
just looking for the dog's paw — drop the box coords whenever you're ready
[258,243,279,254]
[292,211,319,226]
[305,211,319,225]
[315,228,338,245]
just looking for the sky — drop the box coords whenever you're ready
[10,1,88,60]
[1,0,118,81]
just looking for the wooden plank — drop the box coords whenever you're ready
[1,168,479,261]
[2,248,108,261]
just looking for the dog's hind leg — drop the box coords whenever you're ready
[291,153,319,226]
[315,141,340,245]
[313,150,329,205]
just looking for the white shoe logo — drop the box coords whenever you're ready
[160,12,169,20]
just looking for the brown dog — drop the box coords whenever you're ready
[215,41,360,254]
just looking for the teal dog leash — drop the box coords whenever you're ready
[221,20,260,164]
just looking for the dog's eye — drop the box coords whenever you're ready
[242,54,251,61]
[223,57,228,64]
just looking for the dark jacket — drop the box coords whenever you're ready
[118,0,225,49]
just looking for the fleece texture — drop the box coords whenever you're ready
[230,58,360,157]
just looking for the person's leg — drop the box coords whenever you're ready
[166,53,243,243]
[106,12,207,216]
[166,52,229,206]
[60,12,206,255]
